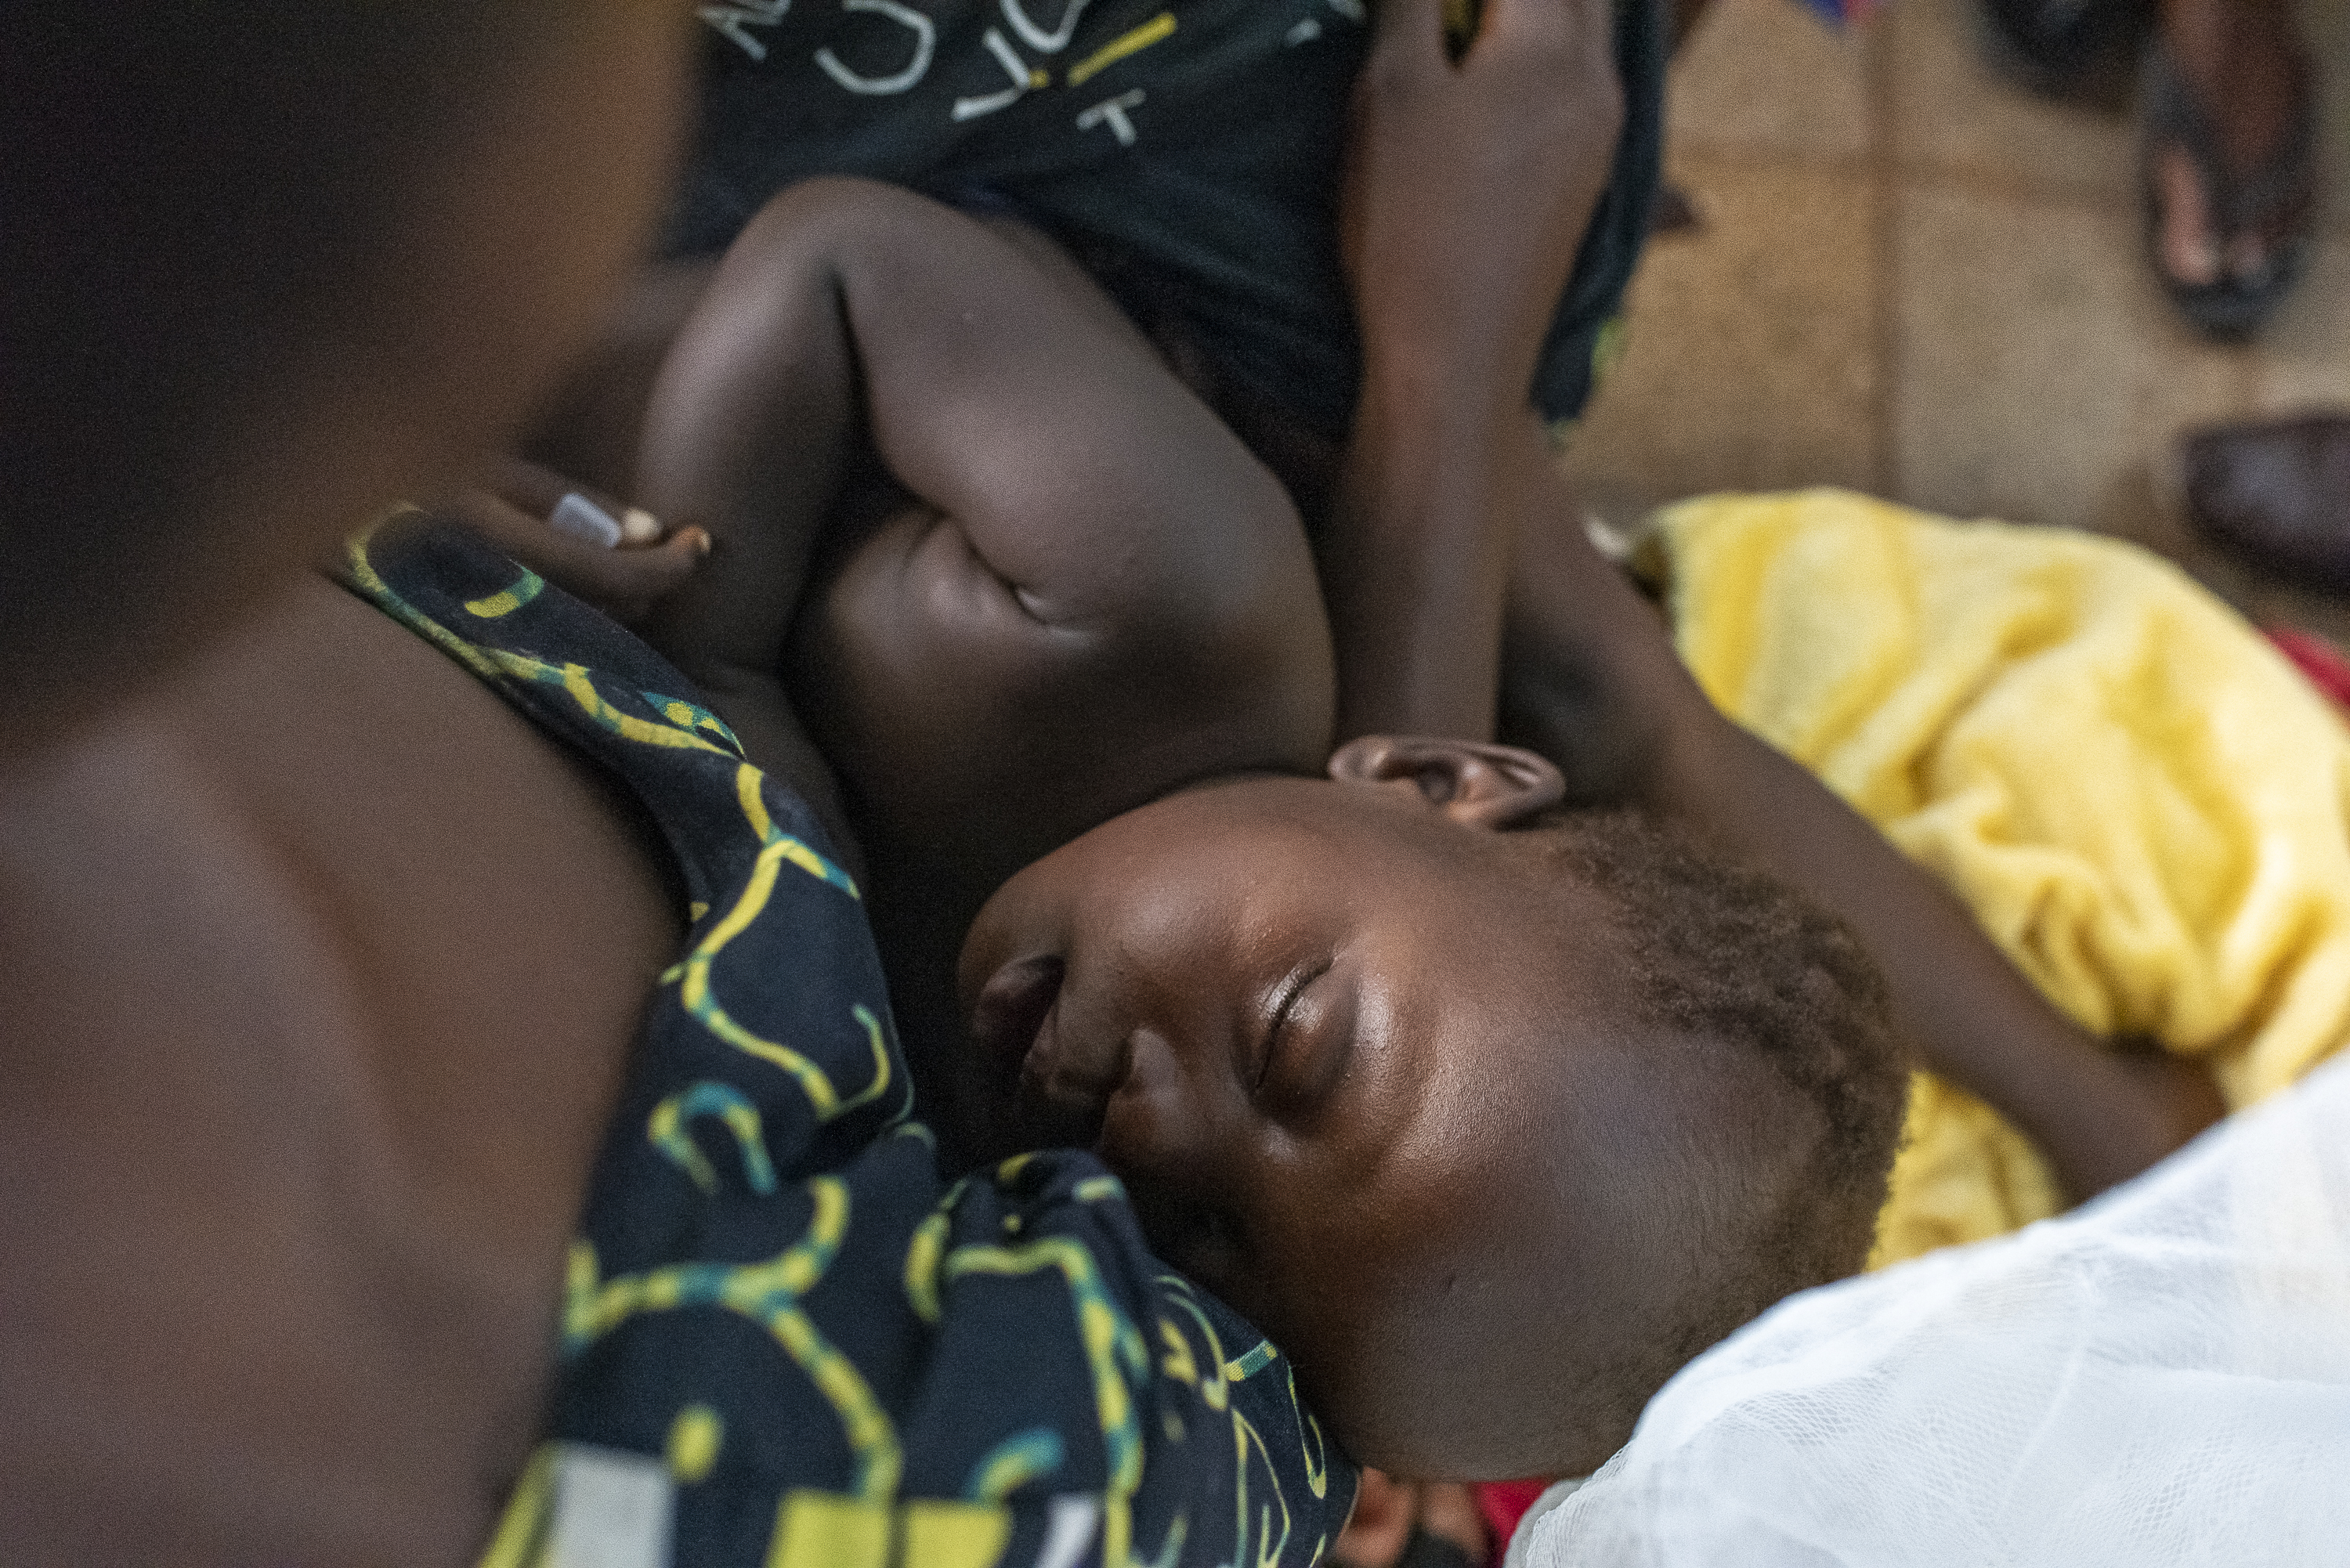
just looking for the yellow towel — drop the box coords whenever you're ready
[1654,489,2350,1266]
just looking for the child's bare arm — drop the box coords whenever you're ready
[634,178,1332,873]
[1323,0,1622,742]
[1494,416,2227,1203]
[624,184,867,797]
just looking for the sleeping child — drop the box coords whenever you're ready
[442,157,1908,1480]
[443,0,2255,1501]
[429,0,1922,1487]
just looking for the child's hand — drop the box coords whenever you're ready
[2037,1046,2229,1205]
[439,457,710,626]
[1340,0,1622,386]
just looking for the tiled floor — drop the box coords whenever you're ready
[1562,0,2350,641]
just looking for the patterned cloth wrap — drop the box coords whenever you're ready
[671,0,1666,438]
[344,521,1356,1568]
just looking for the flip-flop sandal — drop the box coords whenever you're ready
[2140,41,2317,341]
[2180,414,2350,591]
[1976,0,2149,102]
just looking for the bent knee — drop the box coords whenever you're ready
[726,177,972,290]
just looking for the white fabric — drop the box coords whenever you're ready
[1524,1053,2350,1567]
[1502,1477,1589,1568]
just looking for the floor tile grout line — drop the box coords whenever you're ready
[1865,9,1902,503]
[1671,140,2143,219]
[1670,136,2307,254]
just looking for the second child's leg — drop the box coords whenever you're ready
[634,178,1333,891]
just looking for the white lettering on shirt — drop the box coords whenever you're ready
[1075,87,1144,146]
[699,0,793,61]
[1000,0,1091,55]
[951,25,1039,120]
[815,0,938,94]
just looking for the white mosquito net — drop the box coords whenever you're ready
[1520,1052,2350,1567]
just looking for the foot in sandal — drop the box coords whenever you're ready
[2142,0,2316,339]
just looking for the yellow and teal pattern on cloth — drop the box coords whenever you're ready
[345,522,1353,1568]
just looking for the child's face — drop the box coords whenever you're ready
[959,771,1687,1477]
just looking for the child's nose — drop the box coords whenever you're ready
[1097,1025,1254,1165]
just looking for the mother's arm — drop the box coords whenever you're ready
[1322,0,1622,743]
[1327,0,2221,1202]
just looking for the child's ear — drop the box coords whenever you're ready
[1327,735,1565,829]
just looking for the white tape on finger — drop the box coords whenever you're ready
[551,492,624,548]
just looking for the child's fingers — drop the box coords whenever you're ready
[483,454,586,519]
[569,527,712,623]
[1477,0,1607,60]
[444,486,709,623]
[443,486,610,581]
[617,505,664,546]
[483,456,666,548]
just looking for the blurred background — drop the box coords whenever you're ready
[1562,0,2350,645]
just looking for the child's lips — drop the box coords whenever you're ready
[969,954,1066,1077]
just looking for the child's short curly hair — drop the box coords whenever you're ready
[1522,806,1909,1437]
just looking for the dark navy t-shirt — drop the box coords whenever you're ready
[667,0,1666,437]
[346,522,1355,1568]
